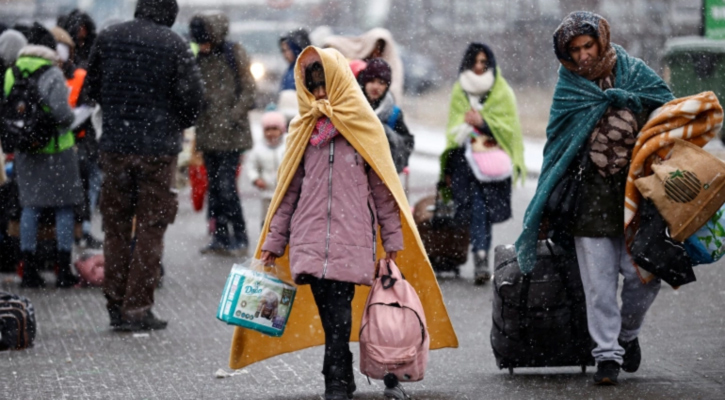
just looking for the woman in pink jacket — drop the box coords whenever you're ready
[260,60,405,399]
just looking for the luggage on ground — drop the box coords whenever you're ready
[490,241,594,374]
[413,190,469,275]
[217,258,297,337]
[359,259,429,382]
[0,291,36,351]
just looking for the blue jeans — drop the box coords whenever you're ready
[20,206,75,252]
[449,151,492,254]
[469,184,492,253]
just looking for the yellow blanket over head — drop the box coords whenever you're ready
[228,46,459,369]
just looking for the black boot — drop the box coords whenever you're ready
[324,366,350,400]
[56,251,79,288]
[343,351,356,399]
[20,251,46,288]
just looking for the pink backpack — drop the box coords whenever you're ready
[359,259,430,382]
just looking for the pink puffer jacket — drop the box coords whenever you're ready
[262,134,403,286]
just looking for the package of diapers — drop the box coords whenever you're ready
[217,258,296,337]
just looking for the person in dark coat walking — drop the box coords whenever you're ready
[85,0,203,331]
[6,23,83,288]
[189,12,256,256]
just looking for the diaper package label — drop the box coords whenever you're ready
[217,262,296,337]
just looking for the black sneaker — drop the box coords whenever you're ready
[116,311,168,332]
[619,337,642,373]
[593,360,620,385]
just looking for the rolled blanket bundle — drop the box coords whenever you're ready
[624,91,724,282]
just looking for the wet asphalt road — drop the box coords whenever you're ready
[1,151,724,400]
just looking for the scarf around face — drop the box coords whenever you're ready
[553,11,617,81]
[459,69,495,110]
[309,116,339,147]
[515,44,674,275]
[228,46,458,370]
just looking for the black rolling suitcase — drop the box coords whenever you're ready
[413,191,469,276]
[490,240,594,374]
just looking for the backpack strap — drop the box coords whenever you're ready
[222,42,243,98]
[386,105,401,129]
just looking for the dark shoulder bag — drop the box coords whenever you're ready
[544,145,590,243]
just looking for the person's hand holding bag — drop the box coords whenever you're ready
[260,250,277,266]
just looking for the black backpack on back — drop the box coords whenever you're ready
[1,65,58,153]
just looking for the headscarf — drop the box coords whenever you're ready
[229,46,458,370]
[553,11,617,81]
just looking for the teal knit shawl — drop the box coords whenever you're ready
[515,44,675,274]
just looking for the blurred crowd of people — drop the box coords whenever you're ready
[0,0,421,331]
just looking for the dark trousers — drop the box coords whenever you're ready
[99,152,177,321]
[310,278,356,376]
[203,151,247,246]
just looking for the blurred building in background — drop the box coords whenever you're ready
[385,0,702,86]
[0,0,703,89]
